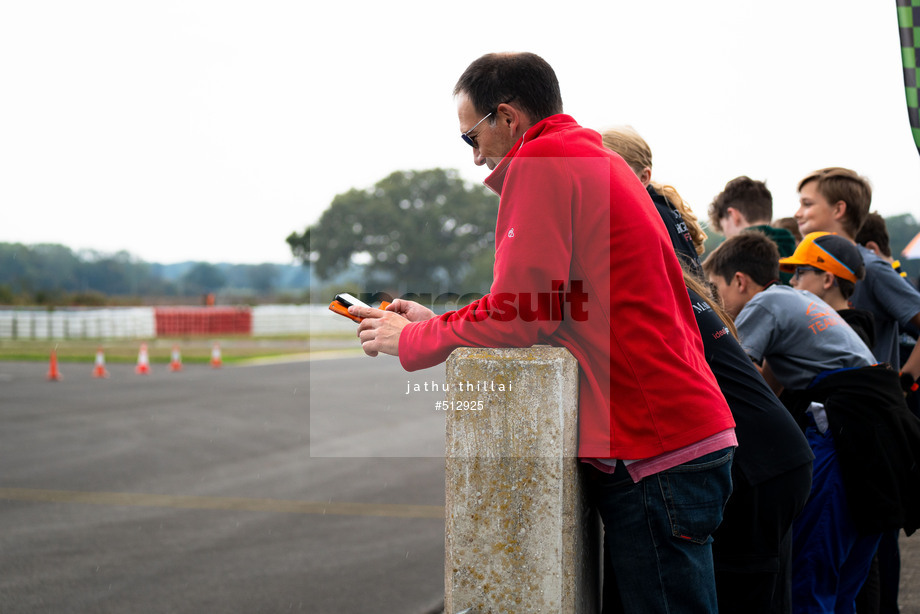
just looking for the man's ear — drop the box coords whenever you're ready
[495,102,530,139]
[823,272,837,291]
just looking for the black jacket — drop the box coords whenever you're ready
[838,308,876,350]
[783,364,920,535]
[647,186,702,279]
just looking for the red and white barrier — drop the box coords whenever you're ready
[0,305,352,339]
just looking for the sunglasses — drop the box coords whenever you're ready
[460,97,517,148]
[792,265,824,280]
[461,112,493,148]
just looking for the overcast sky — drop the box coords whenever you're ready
[2,1,919,264]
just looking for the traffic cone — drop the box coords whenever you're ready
[210,342,222,369]
[169,344,183,372]
[92,347,110,378]
[47,349,62,381]
[135,343,151,375]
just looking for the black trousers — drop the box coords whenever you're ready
[713,462,813,614]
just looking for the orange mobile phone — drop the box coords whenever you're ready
[328,293,390,323]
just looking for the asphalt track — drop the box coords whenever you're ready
[0,354,451,613]
[3,354,920,613]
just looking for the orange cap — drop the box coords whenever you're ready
[778,232,862,283]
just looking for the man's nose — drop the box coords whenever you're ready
[473,148,486,166]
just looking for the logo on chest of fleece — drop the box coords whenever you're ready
[507,228,515,238]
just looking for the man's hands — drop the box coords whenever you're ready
[384,298,436,323]
[350,299,435,357]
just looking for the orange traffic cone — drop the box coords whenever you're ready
[47,349,62,381]
[169,344,183,372]
[210,342,222,369]
[92,347,110,378]
[135,343,152,375]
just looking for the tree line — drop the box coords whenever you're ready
[0,244,309,306]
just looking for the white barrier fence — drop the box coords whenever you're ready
[0,308,157,340]
[251,305,356,336]
[0,305,352,340]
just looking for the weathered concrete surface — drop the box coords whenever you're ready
[902,531,920,614]
[444,347,598,614]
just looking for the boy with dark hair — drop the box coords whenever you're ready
[710,176,796,283]
[855,212,895,265]
[704,232,920,613]
[709,176,774,237]
[709,176,793,247]
[702,231,783,319]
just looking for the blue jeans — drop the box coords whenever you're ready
[588,447,735,614]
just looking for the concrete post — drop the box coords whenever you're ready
[444,347,599,614]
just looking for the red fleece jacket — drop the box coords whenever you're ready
[399,115,734,459]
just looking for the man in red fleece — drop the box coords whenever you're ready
[350,52,736,613]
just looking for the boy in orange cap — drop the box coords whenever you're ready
[778,231,874,347]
